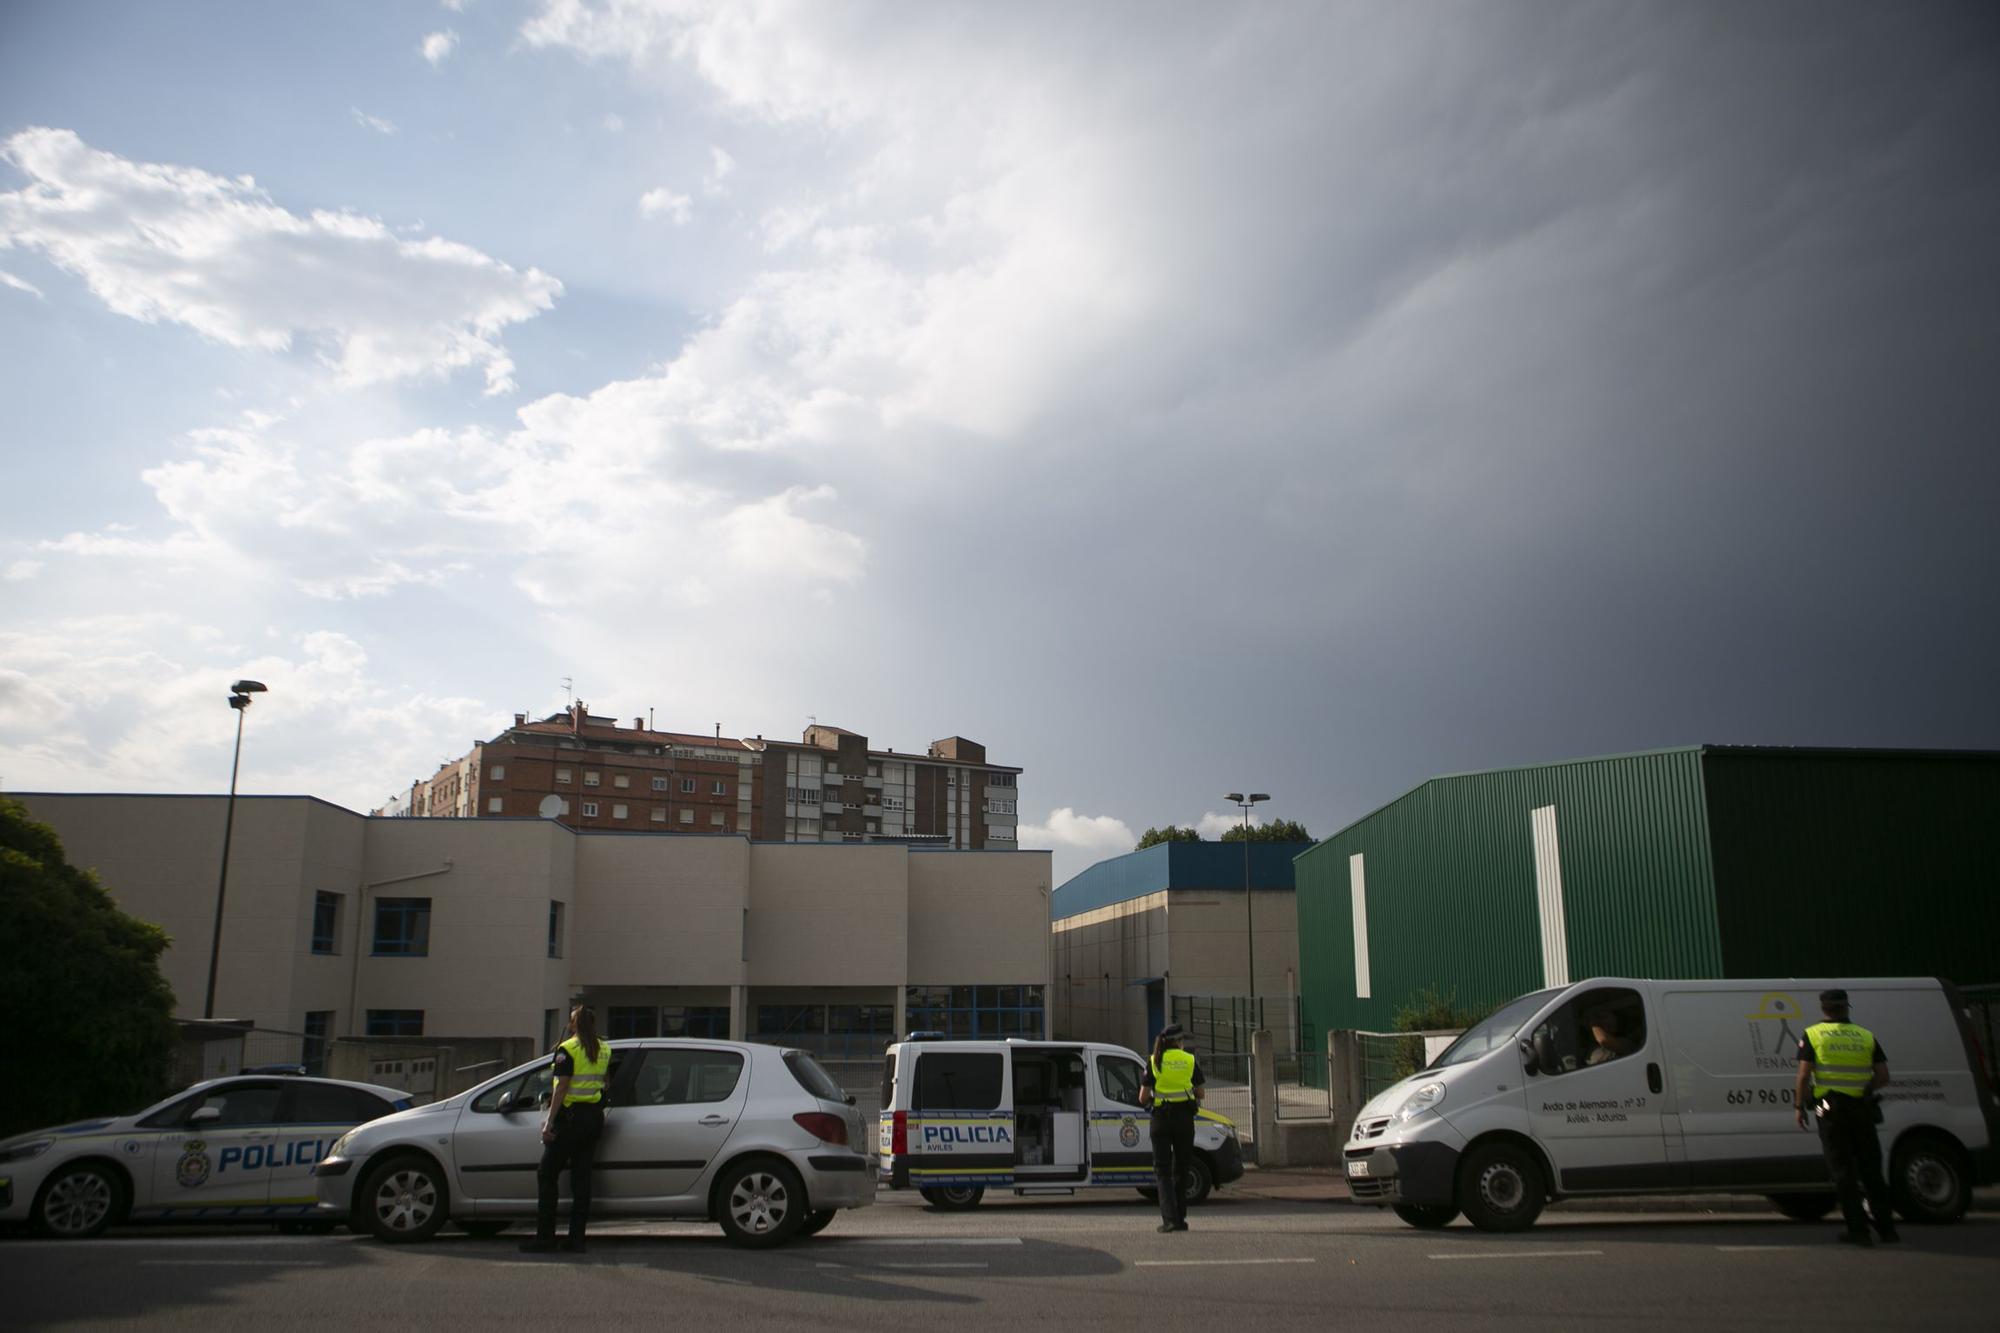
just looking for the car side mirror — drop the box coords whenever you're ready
[1532,1029,1558,1076]
[188,1106,222,1125]
[497,1091,520,1114]
[844,1092,857,1106]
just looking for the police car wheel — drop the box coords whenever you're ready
[1767,1193,1837,1221]
[798,1209,837,1237]
[1181,1158,1214,1207]
[1457,1142,1545,1233]
[718,1159,806,1248]
[919,1185,985,1210]
[1891,1135,1969,1224]
[31,1162,123,1239]
[360,1154,450,1243]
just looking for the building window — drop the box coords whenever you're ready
[556,768,572,784]
[990,827,1015,841]
[947,771,958,786]
[984,800,1015,815]
[679,809,694,825]
[663,1006,730,1039]
[710,810,726,827]
[584,771,601,787]
[487,797,503,814]
[904,985,1045,1040]
[558,798,570,815]
[612,803,628,819]
[883,795,906,811]
[372,898,431,956]
[543,1009,559,1048]
[711,780,728,796]
[366,1009,424,1038]
[547,901,564,959]
[650,807,667,823]
[302,1010,333,1076]
[614,774,630,789]
[581,801,599,817]
[680,778,696,793]
[988,772,1015,787]
[489,764,506,781]
[608,1006,659,1039]
[311,891,341,955]
[652,776,669,791]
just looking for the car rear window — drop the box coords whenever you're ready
[783,1050,848,1104]
[915,1052,1003,1110]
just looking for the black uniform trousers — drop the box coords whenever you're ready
[535,1101,605,1242]
[1151,1100,1198,1225]
[1815,1095,1894,1238]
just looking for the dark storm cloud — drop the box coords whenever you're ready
[854,1,2000,846]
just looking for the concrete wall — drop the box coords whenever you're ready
[906,850,1050,986]
[746,843,907,986]
[572,833,747,987]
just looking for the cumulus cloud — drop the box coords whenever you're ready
[0,128,560,393]
[351,107,399,135]
[638,186,692,223]
[3,560,43,580]
[421,30,459,66]
[1018,807,1136,884]
[0,269,43,299]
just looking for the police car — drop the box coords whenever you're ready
[0,1074,411,1239]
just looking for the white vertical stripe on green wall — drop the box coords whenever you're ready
[1531,804,1569,988]
[1349,852,1371,999]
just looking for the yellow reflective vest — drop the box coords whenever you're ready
[560,1036,611,1105]
[1805,1021,1877,1100]
[1150,1048,1197,1104]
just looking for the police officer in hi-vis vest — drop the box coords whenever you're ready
[1792,988,1898,1246]
[1140,1024,1205,1233]
[522,1005,612,1254]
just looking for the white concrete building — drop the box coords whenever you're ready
[19,794,1052,1067]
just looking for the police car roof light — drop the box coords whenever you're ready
[903,1030,948,1042]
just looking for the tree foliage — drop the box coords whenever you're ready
[1134,825,1203,850]
[1219,818,1314,843]
[0,798,179,1138]
[1389,986,1491,1078]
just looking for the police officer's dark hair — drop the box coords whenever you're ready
[572,1005,602,1063]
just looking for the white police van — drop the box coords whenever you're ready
[877,1036,1244,1208]
[1344,976,1999,1231]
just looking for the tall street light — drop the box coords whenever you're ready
[1225,791,1269,1154]
[204,680,268,1019]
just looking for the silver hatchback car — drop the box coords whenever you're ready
[314,1039,874,1247]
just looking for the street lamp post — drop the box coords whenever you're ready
[1225,791,1269,1154]
[204,680,268,1019]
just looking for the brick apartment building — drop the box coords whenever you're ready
[375,704,1022,849]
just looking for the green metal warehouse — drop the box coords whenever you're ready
[1295,747,2000,1038]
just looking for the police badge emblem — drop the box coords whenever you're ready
[176,1139,212,1188]
[1119,1117,1140,1147]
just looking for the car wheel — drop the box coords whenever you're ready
[1892,1135,1969,1224]
[718,1159,807,1248]
[32,1162,123,1239]
[1457,1142,1546,1233]
[918,1185,985,1211]
[1393,1203,1461,1229]
[798,1209,838,1237]
[1767,1193,1837,1222]
[459,1220,512,1238]
[359,1154,450,1243]
[1181,1157,1214,1208]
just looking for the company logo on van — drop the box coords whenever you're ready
[1744,992,1804,1070]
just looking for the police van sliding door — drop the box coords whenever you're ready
[1522,987,1676,1193]
[148,1081,284,1217]
[908,1051,1013,1191]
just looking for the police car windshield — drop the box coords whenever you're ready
[1429,989,1562,1069]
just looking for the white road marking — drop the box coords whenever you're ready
[881,1262,991,1270]
[1135,1258,1318,1268]
[137,1259,331,1268]
[1428,1249,1604,1261]
[1715,1245,1809,1252]
[838,1237,1024,1247]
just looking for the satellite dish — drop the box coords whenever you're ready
[537,794,563,819]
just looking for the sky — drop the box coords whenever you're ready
[3,1,1997,887]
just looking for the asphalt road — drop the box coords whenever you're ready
[7,1191,1995,1331]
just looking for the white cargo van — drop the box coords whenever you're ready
[1345,976,1998,1231]
[878,1036,1245,1208]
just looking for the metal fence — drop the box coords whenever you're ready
[1173,994,1304,1059]
[1352,1029,1463,1101]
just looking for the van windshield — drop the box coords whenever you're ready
[1428,988,1562,1069]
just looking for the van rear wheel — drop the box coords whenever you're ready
[919,1185,985,1210]
[1768,1193,1837,1222]
[1457,1142,1545,1232]
[1892,1135,1969,1223]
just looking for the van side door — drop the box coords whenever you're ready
[908,1049,1013,1191]
[1523,986,1677,1192]
[1088,1051,1155,1187]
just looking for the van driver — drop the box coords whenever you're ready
[1584,1006,1636,1066]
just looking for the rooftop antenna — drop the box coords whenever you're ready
[649,707,655,730]
[563,676,573,707]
